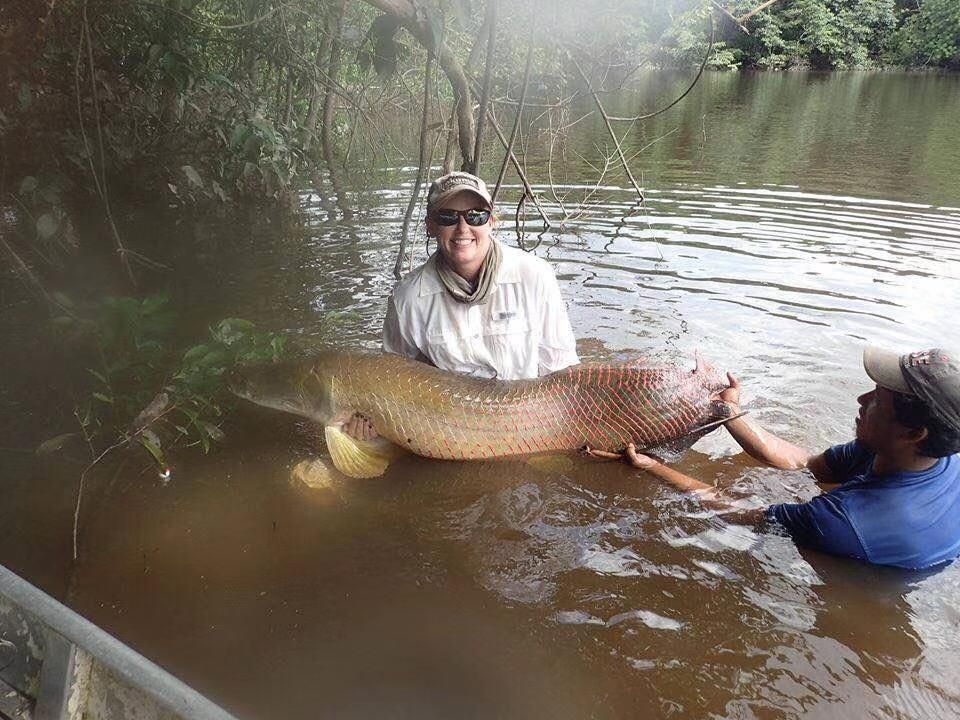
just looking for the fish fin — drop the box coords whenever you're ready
[639,411,750,464]
[324,425,401,479]
[526,454,575,474]
[638,439,692,464]
[291,458,338,490]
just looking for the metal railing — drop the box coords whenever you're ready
[0,563,238,720]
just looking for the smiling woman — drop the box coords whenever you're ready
[381,171,580,381]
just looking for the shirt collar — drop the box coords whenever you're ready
[418,246,521,297]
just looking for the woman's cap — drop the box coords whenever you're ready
[427,171,493,210]
[864,345,960,430]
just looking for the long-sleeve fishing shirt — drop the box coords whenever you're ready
[383,243,580,380]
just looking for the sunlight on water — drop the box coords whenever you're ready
[3,72,960,719]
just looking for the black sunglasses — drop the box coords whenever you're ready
[430,208,491,227]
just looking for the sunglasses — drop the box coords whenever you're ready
[430,208,492,227]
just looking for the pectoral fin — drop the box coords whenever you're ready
[324,425,403,479]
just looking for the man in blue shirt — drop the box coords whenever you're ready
[622,346,960,570]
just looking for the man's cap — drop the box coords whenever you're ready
[426,171,493,210]
[863,345,960,430]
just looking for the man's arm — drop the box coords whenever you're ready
[624,445,767,525]
[719,373,836,484]
[619,373,838,524]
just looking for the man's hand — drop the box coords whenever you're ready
[343,412,378,441]
[720,372,742,413]
[624,444,660,469]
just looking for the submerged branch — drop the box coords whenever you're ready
[568,52,644,202]
[395,52,435,280]
[473,0,498,172]
[76,2,137,286]
[493,43,533,204]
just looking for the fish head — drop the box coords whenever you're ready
[689,353,737,427]
[230,358,335,423]
[691,352,729,397]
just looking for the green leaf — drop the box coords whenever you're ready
[36,433,80,455]
[19,176,38,194]
[36,213,59,239]
[147,43,164,66]
[230,123,247,148]
[140,434,166,467]
[86,368,109,384]
[93,392,114,404]
[182,165,203,188]
[18,83,32,111]
[51,291,74,308]
[211,180,228,203]
[202,421,225,441]
[183,344,212,363]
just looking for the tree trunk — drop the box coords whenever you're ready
[360,0,475,171]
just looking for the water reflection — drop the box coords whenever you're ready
[2,71,960,718]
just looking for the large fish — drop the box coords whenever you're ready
[232,351,734,478]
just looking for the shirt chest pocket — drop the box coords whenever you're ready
[483,313,530,339]
[424,312,531,378]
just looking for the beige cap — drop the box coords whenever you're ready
[863,345,913,394]
[426,171,493,210]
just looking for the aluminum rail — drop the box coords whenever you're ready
[0,562,239,720]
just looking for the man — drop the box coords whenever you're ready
[623,346,960,570]
[346,171,579,440]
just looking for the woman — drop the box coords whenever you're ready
[346,171,579,440]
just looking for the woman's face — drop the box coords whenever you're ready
[426,190,495,282]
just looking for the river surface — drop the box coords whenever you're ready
[2,71,960,718]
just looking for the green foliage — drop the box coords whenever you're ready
[729,0,897,69]
[11,172,77,268]
[890,0,960,68]
[1,0,956,234]
[52,294,288,468]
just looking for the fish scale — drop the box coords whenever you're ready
[234,351,732,463]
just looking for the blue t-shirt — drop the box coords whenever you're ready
[766,441,960,569]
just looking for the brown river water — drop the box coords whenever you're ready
[2,71,960,718]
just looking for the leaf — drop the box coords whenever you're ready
[131,391,171,431]
[211,180,228,203]
[86,368,109,384]
[36,433,80,456]
[181,165,203,188]
[182,344,209,363]
[140,433,166,467]
[370,15,402,78]
[36,213,59,239]
[202,422,225,442]
[357,47,372,74]
[230,123,247,148]
[51,291,74,308]
[19,176,38,194]
[93,392,114,404]
[18,83,32,111]
[168,182,179,196]
[147,43,164,66]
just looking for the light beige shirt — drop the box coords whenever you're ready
[383,243,579,379]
